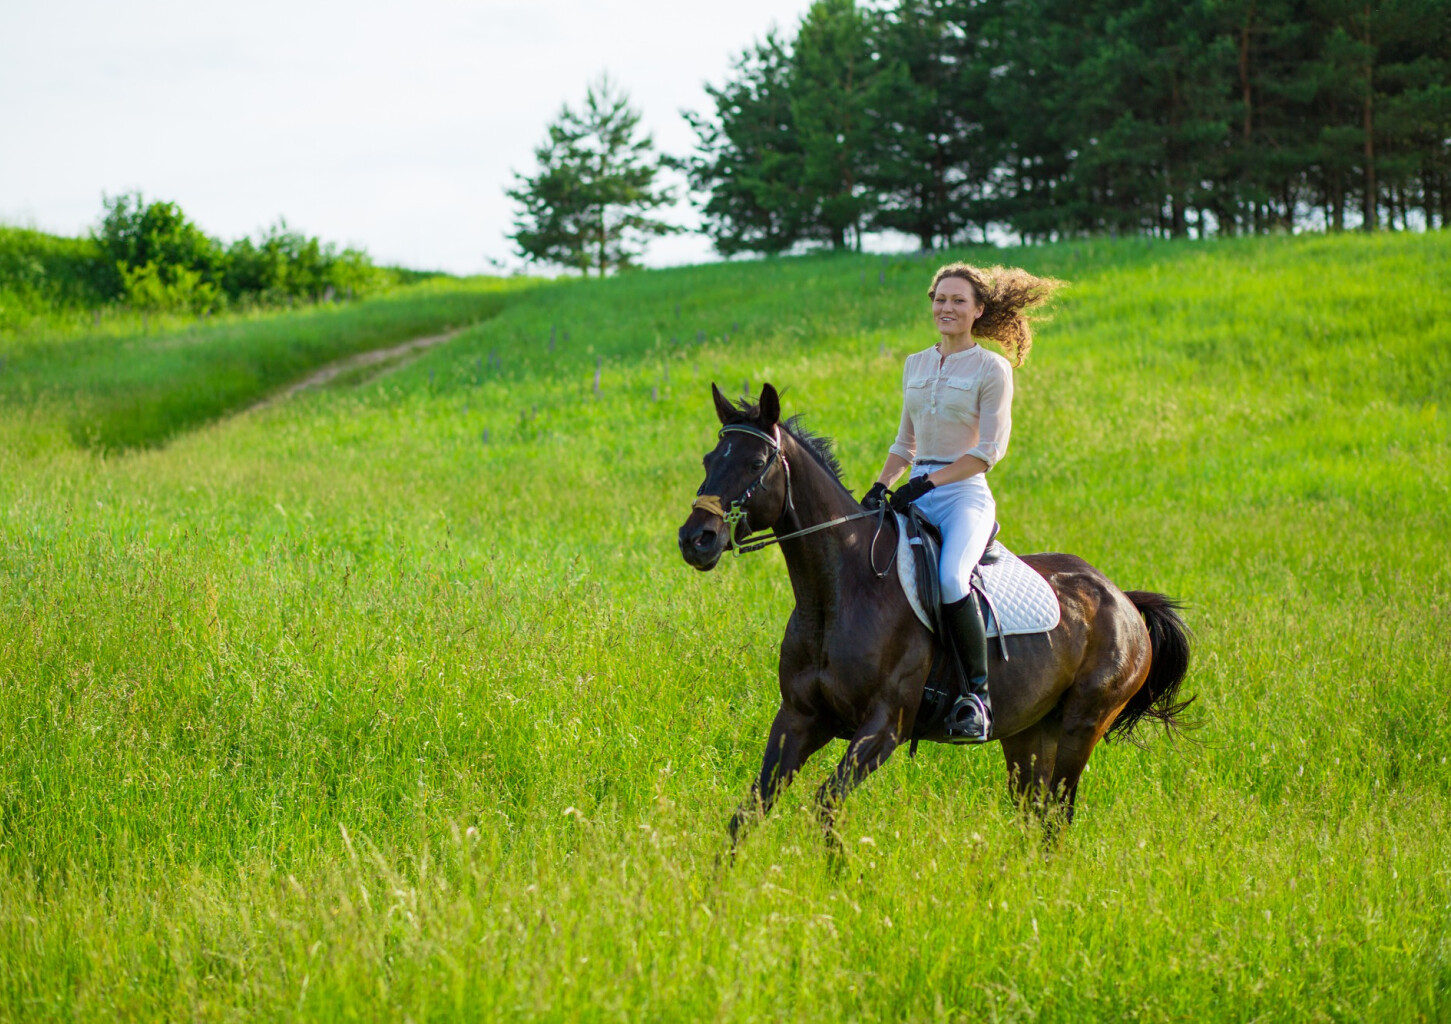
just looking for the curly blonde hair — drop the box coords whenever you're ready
[927,263,1065,366]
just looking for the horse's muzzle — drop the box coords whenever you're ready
[678,510,726,570]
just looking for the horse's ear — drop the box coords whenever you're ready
[758,383,780,427]
[711,382,735,425]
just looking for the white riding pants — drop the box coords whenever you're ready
[908,464,996,604]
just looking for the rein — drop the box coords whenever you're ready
[692,423,898,576]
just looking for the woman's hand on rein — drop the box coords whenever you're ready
[861,482,890,511]
[887,476,936,513]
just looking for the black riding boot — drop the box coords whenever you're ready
[942,592,992,743]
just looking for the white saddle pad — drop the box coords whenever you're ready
[895,512,1061,638]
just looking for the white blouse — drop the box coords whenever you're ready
[888,343,1014,469]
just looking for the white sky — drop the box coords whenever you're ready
[0,0,818,274]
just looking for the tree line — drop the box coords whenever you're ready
[509,0,1449,269]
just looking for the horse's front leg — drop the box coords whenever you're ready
[728,705,831,848]
[815,705,904,844]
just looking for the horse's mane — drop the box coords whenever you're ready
[727,397,846,484]
[785,415,847,483]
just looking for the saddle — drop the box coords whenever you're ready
[901,506,1001,641]
[897,507,1060,747]
[897,507,1059,646]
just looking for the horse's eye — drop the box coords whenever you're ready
[751,459,766,470]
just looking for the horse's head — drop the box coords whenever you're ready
[678,382,791,571]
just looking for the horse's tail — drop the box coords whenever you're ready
[1108,591,1194,742]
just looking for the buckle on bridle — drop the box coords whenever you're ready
[721,502,750,550]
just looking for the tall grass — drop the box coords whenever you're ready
[0,277,531,451]
[0,232,1446,1020]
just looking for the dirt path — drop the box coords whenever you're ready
[246,327,462,413]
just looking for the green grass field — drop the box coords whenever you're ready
[0,232,1447,1021]
[0,276,525,452]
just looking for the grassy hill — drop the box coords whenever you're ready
[0,276,527,451]
[0,232,1446,1020]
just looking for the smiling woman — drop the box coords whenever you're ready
[861,262,1064,742]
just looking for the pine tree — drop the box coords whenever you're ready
[791,0,881,249]
[1089,0,1235,237]
[1383,4,1451,228]
[867,0,1000,248]
[1318,0,1451,230]
[984,0,1094,241]
[508,77,677,275]
[686,33,813,255]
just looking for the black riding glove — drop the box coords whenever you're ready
[888,475,936,513]
[861,482,889,511]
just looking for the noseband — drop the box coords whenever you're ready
[692,423,794,550]
[690,423,896,575]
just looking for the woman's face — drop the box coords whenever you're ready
[931,276,982,339]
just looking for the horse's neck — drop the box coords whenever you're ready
[773,436,873,615]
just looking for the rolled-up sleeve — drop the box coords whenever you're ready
[965,358,1013,469]
[887,364,916,462]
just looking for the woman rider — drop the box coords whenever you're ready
[862,263,1062,743]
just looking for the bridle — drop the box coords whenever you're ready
[691,423,897,576]
[691,423,792,551]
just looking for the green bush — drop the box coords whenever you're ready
[222,220,386,303]
[116,260,219,315]
[1,195,405,332]
[94,192,224,303]
[0,228,109,329]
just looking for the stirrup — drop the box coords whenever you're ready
[943,693,992,744]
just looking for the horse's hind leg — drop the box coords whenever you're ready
[999,713,1061,813]
[1046,667,1144,825]
[1044,723,1107,827]
[728,705,831,848]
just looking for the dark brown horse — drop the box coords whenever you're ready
[678,383,1191,844]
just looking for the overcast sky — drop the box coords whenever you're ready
[1,0,818,274]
